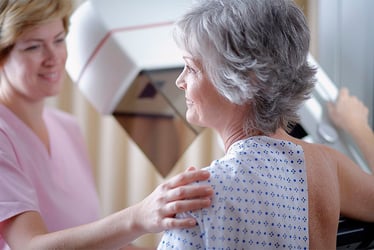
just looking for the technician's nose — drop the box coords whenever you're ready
[43,46,58,66]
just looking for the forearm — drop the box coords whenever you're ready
[29,207,143,250]
[349,124,374,172]
[4,169,212,250]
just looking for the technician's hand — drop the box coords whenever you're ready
[327,87,369,135]
[132,167,212,234]
[327,87,374,170]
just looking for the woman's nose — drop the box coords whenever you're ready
[43,46,57,66]
[175,72,186,90]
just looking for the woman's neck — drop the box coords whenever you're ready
[0,82,44,123]
[1,98,45,127]
[0,88,49,148]
[216,103,262,152]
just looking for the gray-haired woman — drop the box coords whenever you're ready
[158,0,374,249]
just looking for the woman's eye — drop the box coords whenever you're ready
[55,37,66,44]
[24,44,40,51]
[186,65,197,73]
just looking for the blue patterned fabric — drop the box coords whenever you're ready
[158,136,309,250]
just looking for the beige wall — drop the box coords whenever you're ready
[295,0,319,57]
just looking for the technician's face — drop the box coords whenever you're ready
[1,19,67,101]
[175,52,229,129]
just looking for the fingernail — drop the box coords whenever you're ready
[202,171,210,176]
[189,219,197,226]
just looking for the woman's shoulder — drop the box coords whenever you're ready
[295,138,338,162]
[275,131,338,163]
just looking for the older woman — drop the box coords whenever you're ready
[0,1,213,249]
[158,0,374,249]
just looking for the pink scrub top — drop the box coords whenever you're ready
[0,105,100,249]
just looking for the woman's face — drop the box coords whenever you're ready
[176,52,232,129]
[1,19,67,102]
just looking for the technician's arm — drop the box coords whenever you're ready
[328,88,374,171]
[0,169,213,250]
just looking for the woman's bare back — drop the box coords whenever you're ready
[299,140,341,249]
[278,129,374,249]
[275,131,341,249]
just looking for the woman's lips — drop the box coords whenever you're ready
[39,71,60,82]
[186,99,194,107]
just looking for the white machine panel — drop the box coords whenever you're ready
[66,0,191,114]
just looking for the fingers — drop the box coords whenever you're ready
[166,197,212,214]
[167,184,213,202]
[165,169,210,189]
[158,181,213,220]
[150,168,212,232]
[160,198,212,229]
[326,101,334,116]
[334,87,350,108]
[339,87,349,99]
[161,217,197,229]
[160,196,213,229]
[328,88,346,115]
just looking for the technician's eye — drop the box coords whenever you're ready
[55,35,66,45]
[24,44,41,51]
[55,38,65,44]
[54,33,66,44]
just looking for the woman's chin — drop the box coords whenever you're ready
[186,115,203,128]
[186,114,197,125]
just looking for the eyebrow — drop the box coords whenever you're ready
[183,56,202,69]
[21,31,66,43]
[182,56,198,66]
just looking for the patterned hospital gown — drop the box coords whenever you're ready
[158,136,309,250]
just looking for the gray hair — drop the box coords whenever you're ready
[173,0,316,135]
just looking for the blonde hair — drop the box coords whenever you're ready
[0,0,73,64]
